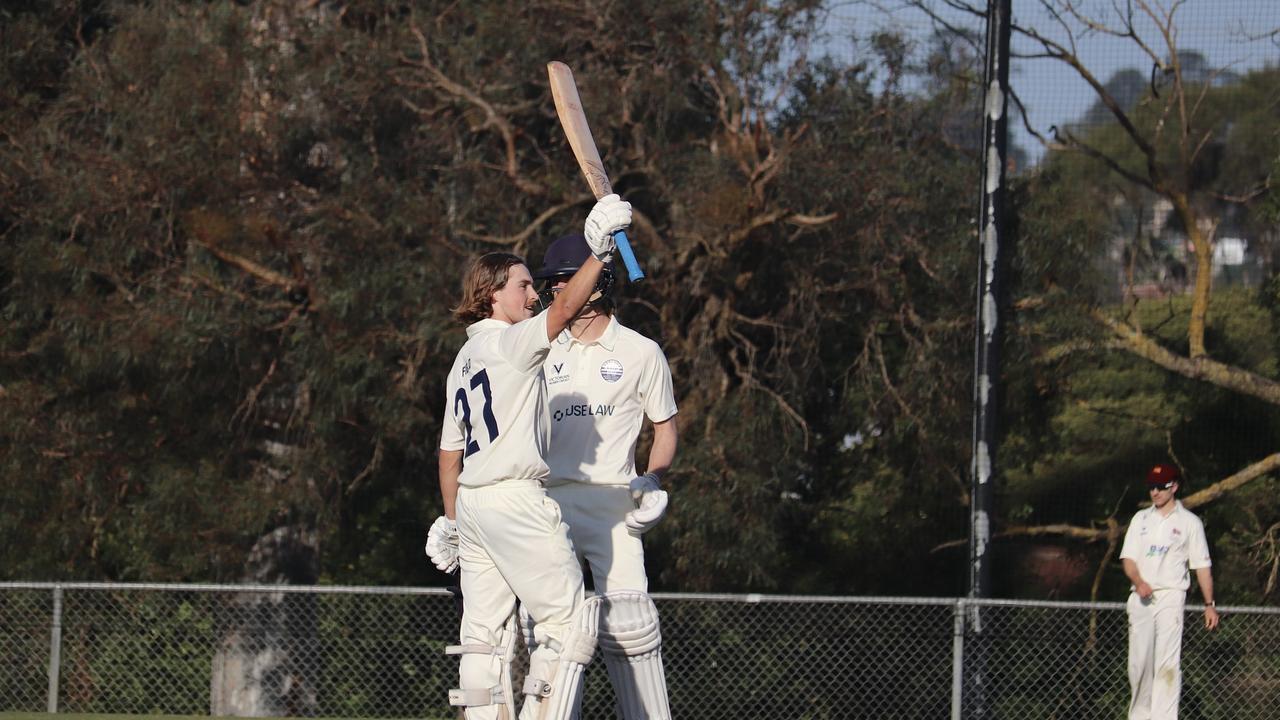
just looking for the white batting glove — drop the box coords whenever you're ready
[625,472,668,536]
[583,194,632,261]
[424,515,459,574]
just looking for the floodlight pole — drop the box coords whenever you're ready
[967,0,1011,718]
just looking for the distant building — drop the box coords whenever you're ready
[1107,196,1269,299]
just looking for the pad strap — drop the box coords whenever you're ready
[448,685,506,707]
[447,642,509,658]
[448,613,519,716]
[447,640,510,707]
[522,676,552,698]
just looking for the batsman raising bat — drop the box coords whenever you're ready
[525,232,679,720]
[428,194,633,720]
[518,61,677,720]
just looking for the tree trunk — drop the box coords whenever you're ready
[211,525,320,717]
[1173,191,1212,358]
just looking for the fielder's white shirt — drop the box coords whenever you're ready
[543,316,677,487]
[1120,500,1212,592]
[440,315,553,488]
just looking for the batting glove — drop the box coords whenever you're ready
[625,472,668,536]
[583,194,631,261]
[424,515,459,574]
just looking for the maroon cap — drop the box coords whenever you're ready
[1146,463,1180,489]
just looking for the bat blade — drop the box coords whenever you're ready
[547,61,644,281]
[547,61,613,198]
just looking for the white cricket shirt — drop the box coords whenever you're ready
[542,316,677,487]
[1119,500,1212,592]
[440,315,553,488]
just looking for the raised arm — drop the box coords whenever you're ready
[545,195,631,340]
[544,255,607,340]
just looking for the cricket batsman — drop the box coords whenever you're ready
[525,232,679,719]
[427,196,634,720]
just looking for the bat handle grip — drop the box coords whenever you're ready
[613,230,645,282]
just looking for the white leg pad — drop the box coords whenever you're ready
[519,595,602,720]
[598,591,671,720]
[448,613,518,719]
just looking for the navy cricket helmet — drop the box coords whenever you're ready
[533,233,615,308]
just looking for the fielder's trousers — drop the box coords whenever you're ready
[1127,589,1186,720]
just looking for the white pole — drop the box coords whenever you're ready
[46,584,63,713]
[951,599,965,720]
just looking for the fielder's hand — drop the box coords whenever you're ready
[425,515,459,574]
[1204,605,1220,631]
[625,472,668,536]
[583,194,631,260]
[1134,580,1154,600]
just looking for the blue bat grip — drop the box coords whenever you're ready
[613,230,645,281]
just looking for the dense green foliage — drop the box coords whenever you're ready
[1001,56,1280,600]
[0,0,980,594]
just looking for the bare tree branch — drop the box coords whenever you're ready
[1182,453,1280,510]
[399,22,545,197]
[1093,311,1280,405]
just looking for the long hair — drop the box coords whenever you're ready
[452,252,527,323]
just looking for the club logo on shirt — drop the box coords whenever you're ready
[600,359,624,383]
[461,358,472,377]
[547,363,570,386]
[1171,528,1182,537]
[553,404,615,421]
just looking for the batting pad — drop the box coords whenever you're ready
[448,613,518,719]
[519,595,602,720]
[598,591,671,720]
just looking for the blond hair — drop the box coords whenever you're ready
[452,252,527,323]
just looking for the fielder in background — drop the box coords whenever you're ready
[528,232,678,719]
[1120,463,1220,720]
[427,195,633,720]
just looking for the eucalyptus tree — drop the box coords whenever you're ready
[903,0,1280,601]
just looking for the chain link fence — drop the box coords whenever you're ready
[3,583,1279,718]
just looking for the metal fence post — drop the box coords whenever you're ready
[951,598,965,720]
[46,584,63,713]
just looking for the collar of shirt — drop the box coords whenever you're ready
[467,317,512,337]
[566,315,619,351]
[1143,499,1186,524]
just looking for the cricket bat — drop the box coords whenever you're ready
[547,61,644,281]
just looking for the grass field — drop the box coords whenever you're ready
[1,715,446,720]
[3,716,330,720]
[3,716,212,720]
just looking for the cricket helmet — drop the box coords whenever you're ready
[533,233,615,309]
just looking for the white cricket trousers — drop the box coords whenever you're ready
[456,479,585,720]
[546,483,649,592]
[1127,589,1186,720]
[547,483,671,720]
